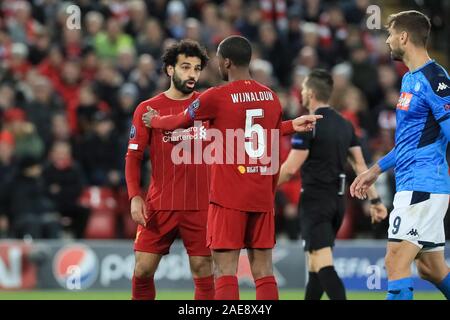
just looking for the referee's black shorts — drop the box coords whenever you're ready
[299,190,345,252]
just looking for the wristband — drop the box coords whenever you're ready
[370,197,381,205]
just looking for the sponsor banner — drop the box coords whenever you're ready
[0,240,305,291]
[0,240,448,292]
[0,241,37,289]
[334,241,450,291]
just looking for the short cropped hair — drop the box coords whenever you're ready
[218,36,252,67]
[386,10,431,47]
[305,69,334,102]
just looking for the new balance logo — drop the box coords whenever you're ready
[437,82,449,92]
[406,229,419,236]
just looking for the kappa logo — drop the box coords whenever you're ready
[437,82,449,92]
[396,92,413,111]
[406,228,419,237]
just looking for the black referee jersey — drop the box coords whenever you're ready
[291,106,360,194]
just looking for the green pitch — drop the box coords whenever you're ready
[0,290,444,300]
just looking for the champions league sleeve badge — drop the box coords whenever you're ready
[129,125,136,139]
[188,98,200,119]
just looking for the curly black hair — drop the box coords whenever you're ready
[162,40,209,76]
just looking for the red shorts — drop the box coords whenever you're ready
[134,210,210,256]
[206,203,275,250]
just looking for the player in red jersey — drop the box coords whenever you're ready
[125,40,215,300]
[145,36,322,300]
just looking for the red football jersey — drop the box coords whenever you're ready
[125,92,210,211]
[152,80,283,212]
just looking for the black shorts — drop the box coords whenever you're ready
[299,191,345,252]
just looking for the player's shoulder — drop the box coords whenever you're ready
[253,80,276,93]
[325,107,351,127]
[202,84,226,95]
[135,94,163,112]
[417,61,450,98]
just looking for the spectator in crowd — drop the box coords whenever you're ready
[3,107,45,160]
[94,17,134,61]
[43,141,90,239]
[78,112,123,187]
[136,18,165,59]
[113,82,138,137]
[0,130,16,238]
[0,0,448,240]
[2,155,61,239]
[24,76,63,151]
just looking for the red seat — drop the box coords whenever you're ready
[79,186,118,211]
[80,187,118,239]
[84,209,117,239]
[115,188,140,239]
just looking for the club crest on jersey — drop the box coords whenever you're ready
[129,125,136,139]
[414,83,421,92]
[188,98,200,119]
[396,92,412,111]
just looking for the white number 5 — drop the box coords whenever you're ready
[245,109,265,158]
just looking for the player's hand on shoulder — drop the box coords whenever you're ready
[130,196,148,227]
[292,114,323,132]
[142,106,159,128]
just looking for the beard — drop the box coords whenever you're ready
[172,72,196,94]
[390,47,405,61]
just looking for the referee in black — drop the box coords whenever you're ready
[278,69,388,300]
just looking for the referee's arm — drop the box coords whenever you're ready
[278,150,309,186]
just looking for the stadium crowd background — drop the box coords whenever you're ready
[0,0,449,241]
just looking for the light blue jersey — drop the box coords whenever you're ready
[378,60,450,194]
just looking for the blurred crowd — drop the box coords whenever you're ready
[0,0,449,240]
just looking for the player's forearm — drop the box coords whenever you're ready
[377,148,396,172]
[125,152,143,200]
[281,120,294,136]
[366,185,380,201]
[150,112,193,130]
[351,160,379,199]
[277,163,296,186]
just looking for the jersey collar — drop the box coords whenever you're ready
[314,105,330,114]
[410,59,435,74]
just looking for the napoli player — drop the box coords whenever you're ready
[351,11,450,300]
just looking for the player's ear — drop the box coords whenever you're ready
[224,58,231,69]
[400,31,408,45]
[167,65,175,77]
[308,89,315,101]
